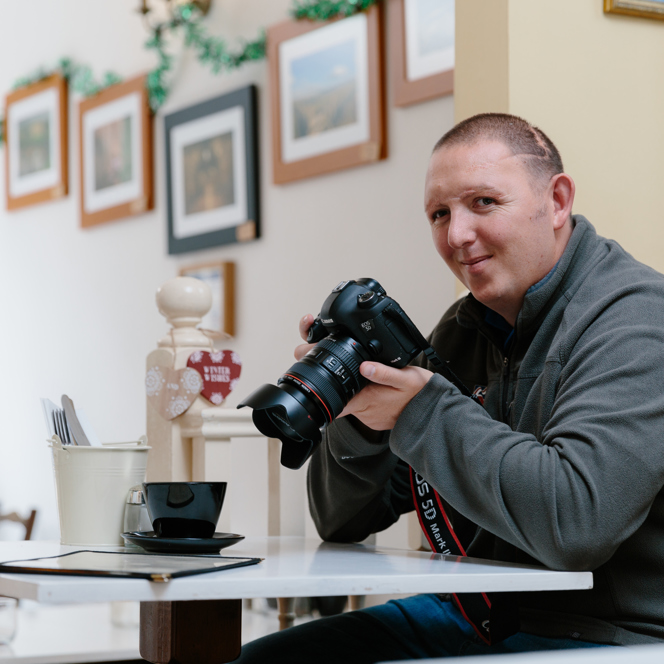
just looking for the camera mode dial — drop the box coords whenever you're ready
[357,291,377,308]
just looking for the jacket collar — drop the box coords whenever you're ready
[457,215,597,339]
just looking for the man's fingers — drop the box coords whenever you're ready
[299,314,314,342]
[359,362,407,387]
[294,342,316,361]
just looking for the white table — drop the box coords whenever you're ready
[0,537,593,664]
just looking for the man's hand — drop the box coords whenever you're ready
[340,362,433,431]
[294,313,433,431]
[294,314,317,360]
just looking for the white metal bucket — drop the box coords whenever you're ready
[50,438,150,546]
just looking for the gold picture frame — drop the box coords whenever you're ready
[389,0,454,107]
[604,0,664,20]
[268,4,387,184]
[4,74,68,211]
[179,261,236,337]
[79,75,154,228]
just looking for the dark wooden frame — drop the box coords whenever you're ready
[268,4,386,184]
[179,260,236,337]
[165,85,259,254]
[604,0,664,20]
[389,0,454,107]
[79,75,154,228]
[5,74,68,210]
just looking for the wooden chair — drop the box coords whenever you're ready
[0,508,37,540]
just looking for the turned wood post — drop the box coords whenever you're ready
[146,277,214,482]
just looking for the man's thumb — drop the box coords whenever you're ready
[360,362,400,386]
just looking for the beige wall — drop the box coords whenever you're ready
[456,0,664,271]
[0,0,455,538]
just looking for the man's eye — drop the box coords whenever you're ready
[431,210,449,222]
[477,197,495,206]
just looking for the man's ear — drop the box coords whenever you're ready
[550,173,575,230]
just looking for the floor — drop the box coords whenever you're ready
[0,599,322,663]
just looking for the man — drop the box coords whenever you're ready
[237,114,664,662]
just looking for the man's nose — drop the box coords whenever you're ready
[446,212,477,249]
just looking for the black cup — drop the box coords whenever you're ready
[142,482,227,539]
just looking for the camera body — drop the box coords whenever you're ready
[238,278,431,469]
[306,278,422,369]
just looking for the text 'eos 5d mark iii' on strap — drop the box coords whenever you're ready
[409,468,519,645]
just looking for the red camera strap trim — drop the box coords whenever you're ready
[409,467,517,646]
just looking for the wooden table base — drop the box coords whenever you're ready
[140,599,242,664]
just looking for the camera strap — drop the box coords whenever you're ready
[409,467,519,645]
[421,347,480,401]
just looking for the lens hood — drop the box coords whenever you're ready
[238,383,323,469]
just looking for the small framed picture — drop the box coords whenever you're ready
[268,4,386,184]
[164,85,259,255]
[79,75,154,227]
[179,261,235,337]
[604,0,664,20]
[389,0,454,107]
[4,74,68,210]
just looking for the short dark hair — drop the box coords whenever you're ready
[433,113,564,186]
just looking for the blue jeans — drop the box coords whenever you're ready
[236,595,610,663]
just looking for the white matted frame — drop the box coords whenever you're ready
[165,85,259,254]
[179,261,235,337]
[78,75,153,228]
[268,5,386,184]
[389,0,454,107]
[5,74,68,210]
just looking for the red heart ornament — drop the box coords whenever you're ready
[187,350,242,405]
[145,366,203,420]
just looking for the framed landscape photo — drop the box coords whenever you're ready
[389,0,454,107]
[5,74,68,210]
[179,261,235,337]
[268,4,386,184]
[79,75,153,228]
[164,85,259,255]
[604,0,664,20]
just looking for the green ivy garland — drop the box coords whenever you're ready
[12,58,123,98]
[144,3,266,111]
[290,0,379,21]
[0,0,379,145]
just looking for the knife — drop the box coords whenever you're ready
[61,395,91,446]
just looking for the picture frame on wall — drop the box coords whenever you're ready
[165,85,259,255]
[268,4,386,184]
[604,0,664,20]
[179,261,235,337]
[389,0,454,107]
[79,75,153,228]
[5,74,68,211]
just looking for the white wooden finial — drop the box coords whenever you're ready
[155,277,213,348]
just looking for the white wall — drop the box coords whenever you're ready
[0,0,455,540]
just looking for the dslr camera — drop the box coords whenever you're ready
[239,278,448,469]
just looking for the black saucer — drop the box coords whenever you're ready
[122,531,245,554]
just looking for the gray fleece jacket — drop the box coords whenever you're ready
[308,216,664,645]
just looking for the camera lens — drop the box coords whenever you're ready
[238,334,370,468]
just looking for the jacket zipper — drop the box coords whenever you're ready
[502,355,510,422]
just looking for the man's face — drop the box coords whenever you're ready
[424,140,564,325]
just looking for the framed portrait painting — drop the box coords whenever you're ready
[164,85,259,255]
[604,0,664,20]
[79,75,154,227]
[5,74,68,210]
[179,261,235,337]
[389,0,454,107]
[268,4,386,184]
